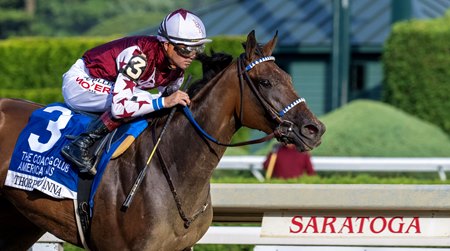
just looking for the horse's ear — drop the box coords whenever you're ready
[263,30,278,56]
[245,30,257,61]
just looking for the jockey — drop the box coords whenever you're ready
[61,9,211,176]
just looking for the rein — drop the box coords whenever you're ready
[183,106,274,146]
[151,125,209,229]
[182,54,306,146]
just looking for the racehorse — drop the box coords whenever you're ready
[0,31,325,251]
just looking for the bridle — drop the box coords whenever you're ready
[183,53,306,146]
[155,53,307,229]
[237,53,307,142]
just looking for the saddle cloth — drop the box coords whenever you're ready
[4,103,148,204]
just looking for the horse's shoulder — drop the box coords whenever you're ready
[0,98,42,113]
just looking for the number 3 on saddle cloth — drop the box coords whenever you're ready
[4,102,148,206]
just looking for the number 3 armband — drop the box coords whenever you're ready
[121,55,147,81]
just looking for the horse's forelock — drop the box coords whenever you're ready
[242,42,265,57]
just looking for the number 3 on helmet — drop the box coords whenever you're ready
[157,9,212,46]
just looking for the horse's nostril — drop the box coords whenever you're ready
[303,124,319,136]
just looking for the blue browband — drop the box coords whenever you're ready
[245,56,275,71]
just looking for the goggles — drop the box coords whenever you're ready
[172,43,205,58]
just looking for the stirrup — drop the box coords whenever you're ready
[78,162,97,176]
[61,145,97,176]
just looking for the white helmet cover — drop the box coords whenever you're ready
[158,9,212,46]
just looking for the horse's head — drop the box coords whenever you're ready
[238,30,325,151]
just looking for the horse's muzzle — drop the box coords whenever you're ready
[300,121,326,148]
[274,120,325,151]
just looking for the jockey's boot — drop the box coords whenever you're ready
[61,111,121,176]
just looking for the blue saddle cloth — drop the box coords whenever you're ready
[4,103,148,207]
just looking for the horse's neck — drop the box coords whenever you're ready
[161,66,239,183]
[123,65,239,213]
[192,69,239,144]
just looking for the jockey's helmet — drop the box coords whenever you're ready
[158,9,212,46]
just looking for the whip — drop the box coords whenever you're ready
[121,76,192,211]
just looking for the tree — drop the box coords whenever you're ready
[0,0,222,38]
[0,0,32,38]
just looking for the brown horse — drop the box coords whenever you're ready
[0,31,325,251]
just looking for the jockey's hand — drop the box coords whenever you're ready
[164,90,191,107]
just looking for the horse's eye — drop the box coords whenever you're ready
[259,79,272,87]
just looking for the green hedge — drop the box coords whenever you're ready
[65,243,253,251]
[0,35,251,144]
[382,11,450,135]
[0,35,246,90]
[0,36,121,89]
[252,99,450,157]
[310,100,450,157]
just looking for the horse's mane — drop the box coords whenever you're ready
[187,51,233,97]
[186,41,267,97]
[146,52,233,121]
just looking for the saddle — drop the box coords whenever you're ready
[67,123,137,164]
[4,102,149,243]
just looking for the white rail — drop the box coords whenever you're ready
[29,233,63,251]
[35,183,450,249]
[204,184,450,247]
[199,226,450,250]
[217,156,450,181]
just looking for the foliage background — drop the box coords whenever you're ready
[383,11,450,135]
[309,100,450,157]
[0,0,219,38]
[0,35,244,90]
[250,99,450,158]
[2,2,450,250]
